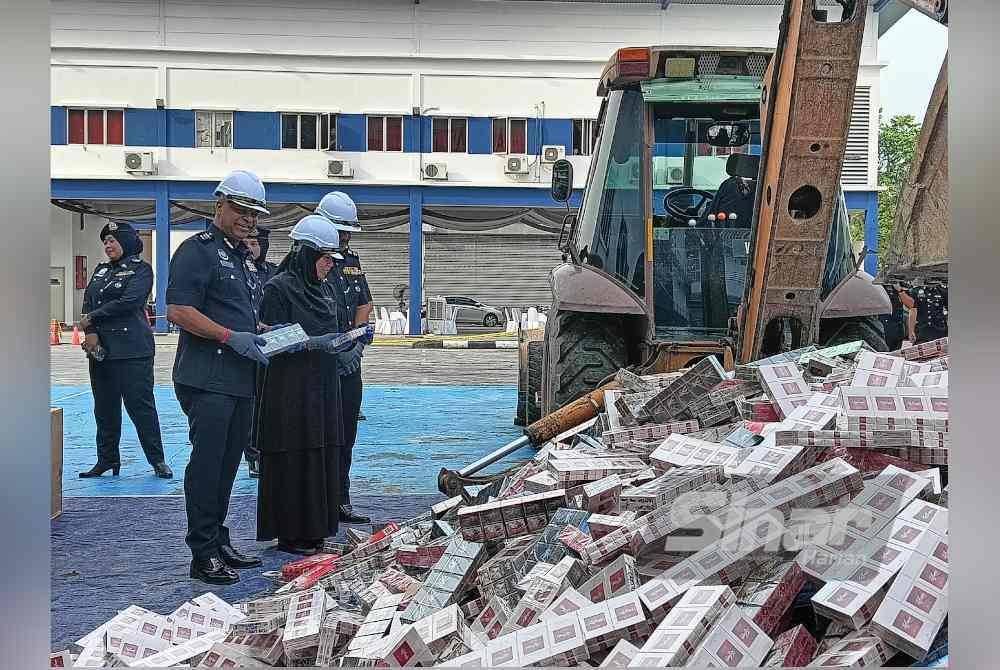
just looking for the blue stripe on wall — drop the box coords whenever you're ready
[468,118,492,154]
[166,110,195,148]
[403,117,421,153]
[338,114,366,152]
[51,106,67,145]
[234,111,280,150]
[124,108,161,146]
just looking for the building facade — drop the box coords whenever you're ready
[50,0,890,333]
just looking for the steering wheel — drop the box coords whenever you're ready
[663,188,716,226]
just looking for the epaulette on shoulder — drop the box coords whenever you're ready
[197,231,214,242]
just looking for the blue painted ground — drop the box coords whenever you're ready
[52,383,529,651]
[51,384,530,496]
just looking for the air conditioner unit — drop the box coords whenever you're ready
[669,167,684,184]
[541,145,565,163]
[505,155,530,175]
[124,151,155,175]
[328,159,354,178]
[427,297,447,320]
[423,162,448,180]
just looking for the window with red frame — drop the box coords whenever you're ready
[68,109,123,145]
[367,115,403,152]
[432,117,467,153]
[492,117,527,154]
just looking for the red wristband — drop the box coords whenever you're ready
[220,329,232,344]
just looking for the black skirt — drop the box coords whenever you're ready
[254,349,344,542]
[257,447,340,542]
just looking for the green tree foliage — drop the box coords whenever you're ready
[877,114,922,266]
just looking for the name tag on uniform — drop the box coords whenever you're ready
[342,267,363,276]
[219,259,235,269]
[115,270,136,277]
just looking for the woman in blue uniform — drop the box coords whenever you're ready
[79,221,172,479]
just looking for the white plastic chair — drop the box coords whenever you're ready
[378,307,392,335]
[527,307,540,330]
[389,311,406,335]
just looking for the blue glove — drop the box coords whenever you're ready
[225,331,269,366]
[338,341,365,375]
[305,332,344,354]
[361,325,375,345]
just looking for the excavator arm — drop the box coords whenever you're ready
[737,0,872,363]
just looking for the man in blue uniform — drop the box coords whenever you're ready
[243,225,279,477]
[166,170,271,585]
[79,221,171,479]
[316,191,373,524]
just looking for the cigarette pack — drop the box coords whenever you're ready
[472,594,514,640]
[258,323,310,357]
[526,508,590,570]
[808,633,895,668]
[579,554,639,603]
[130,631,226,668]
[735,560,807,636]
[282,589,327,652]
[559,525,594,555]
[192,643,266,668]
[541,586,592,621]
[871,529,948,659]
[545,613,590,665]
[635,357,728,423]
[513,622,551,666]
[599,639,640,668]
[432,496,463,520]
[687,604,773,668]
[582,475,622,515]
[524,471,561,493]
[899,337,948,361]
[380,624,433,667]
[648,434,748,475]
[763,624,817,667]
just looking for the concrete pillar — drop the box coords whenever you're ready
[408,187,423,335]
[154,183,170,333]
[864,190,879,276]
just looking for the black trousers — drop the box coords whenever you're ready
[340,368,363,505]
[88,356,164,466]
[245,365,266,463]
[175,383,251,560]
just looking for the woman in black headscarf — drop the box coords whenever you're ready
[79,221,171,479]
[255,215,352,555]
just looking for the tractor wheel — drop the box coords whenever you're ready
[819,316,888,352]
[542,311,628,416]
[525,341,544,425]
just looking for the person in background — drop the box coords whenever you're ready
[166,170,271,585]
[79,221,172,480]
[243,224,278,478]
[255,215,364,555]
[880,284,908,352]
[316,191,373,524]
[898,282,949,345]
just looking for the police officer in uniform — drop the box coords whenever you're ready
[166,170,272,585]
[316,191,373,524]
[880,284,909,352]
[79,221,172,479]
[900,282,949,344]
[243,225,279,477]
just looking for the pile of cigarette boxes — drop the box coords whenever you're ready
[55,338,950,668]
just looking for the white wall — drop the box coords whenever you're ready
[50,0,883,190]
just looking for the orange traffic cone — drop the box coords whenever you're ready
[50,320,61,346]
[71,324,82,346]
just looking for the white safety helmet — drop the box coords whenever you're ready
[289,215,343,257]
[315,191,362,233]
[214,170,270,215]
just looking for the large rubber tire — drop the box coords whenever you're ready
[483,313,499,328]
[526,341,544,425]
[819,316,888,352]
[542,311,629,415]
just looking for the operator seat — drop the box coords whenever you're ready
[704,153,759,228]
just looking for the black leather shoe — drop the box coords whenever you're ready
[153,462,173,478]
[219,544,262,569]
[190,556,238,585]
[248,459,260,479]
[79,462,120,478]
[339,505,371,524]
[277,539,317,556]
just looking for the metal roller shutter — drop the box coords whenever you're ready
[842,86,872,186]
[424,233,562,309]
[266,230,410,314]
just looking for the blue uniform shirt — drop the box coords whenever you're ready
[82,255,155,360]
[331,248,373,328]
[166,226,259,397]
[249,260,278,319]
